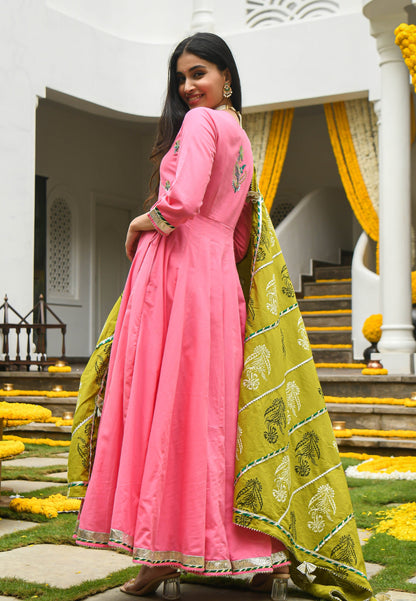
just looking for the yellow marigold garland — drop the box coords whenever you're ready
[334,428,416,439]
[339,451,381,460]
[47,365,72,373]
[357,456,416,475]
[306,326,352,331]
[395,24,416,92]
[259,109,294,212]
[315,363,366,368]
[303,295,351,299]
[376,502,416,541]
[324,102,379,242]
[325,396,416,407]
[0,389,77,398]
[0,402,52,422]
[362,314,382,343]
[301,310,351,315]
[0,440,25,459]
[3,434,70,446]
[310,344,352,349]
[9,494,81,519]
[361,368,388,375]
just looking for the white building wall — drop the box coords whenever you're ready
[36,100,156,355]
[0,0,407,357]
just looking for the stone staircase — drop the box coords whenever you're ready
[297,255,416,455]
[0,369,80,441]
[298,257,354,364]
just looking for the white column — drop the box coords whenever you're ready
[363,0,416,373]
[190,0,215,33]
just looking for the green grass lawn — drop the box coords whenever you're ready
[344,458,416,595]
[0,447,415,599]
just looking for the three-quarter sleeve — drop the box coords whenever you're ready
[148,108,217,236]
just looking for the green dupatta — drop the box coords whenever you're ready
[68,174,375,601]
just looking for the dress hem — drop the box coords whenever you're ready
[74,527,289,576]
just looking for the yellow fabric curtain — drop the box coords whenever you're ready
[324,102,379,242]
[259,108,294,212]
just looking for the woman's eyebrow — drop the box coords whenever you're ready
[176,65,207,76]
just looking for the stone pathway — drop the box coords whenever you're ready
[1,452,416,601]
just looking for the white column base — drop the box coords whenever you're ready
[372,352,416,375]
[378,325,416,354]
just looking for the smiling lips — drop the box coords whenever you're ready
[187,94,203,106]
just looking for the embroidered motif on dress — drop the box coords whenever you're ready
[232,146,247,193]
[174,140,180,154]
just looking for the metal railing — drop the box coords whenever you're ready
[0,294,66,371]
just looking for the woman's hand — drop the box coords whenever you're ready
[125,214,156,261]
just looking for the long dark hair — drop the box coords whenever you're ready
[145,32,242,205]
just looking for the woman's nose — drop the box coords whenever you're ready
[184,78,194,94]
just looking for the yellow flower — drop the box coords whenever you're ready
[9,494,81,519]
[0,440,25,459]
[361,368,388,375]
[3,434,70,446]
[0,389,77,398]
[362,314,382,343]
[376,503,416,541]
[47,366,72,373]
[0,401,51,422]
[314,363,366,369]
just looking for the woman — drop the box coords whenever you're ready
[70,33,375,601]
[73,32,291,599]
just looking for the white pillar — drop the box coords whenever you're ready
[363,0,416,374]
[190,0,215,33]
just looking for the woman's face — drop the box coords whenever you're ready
[176,52,229,110]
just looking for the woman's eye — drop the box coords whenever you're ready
[194,71,205,78]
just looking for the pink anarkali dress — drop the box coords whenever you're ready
[75,107,287,574]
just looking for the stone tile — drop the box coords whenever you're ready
[55,452,69,458]
[365,562,384,578]
[358,528,373,545]
[0,544,132,588]
[0,518,38,537]
[4,457,67,468]
[85,582,314,600]
[47,471,68,479]
[388,593,416,600]
[0,597,20,601]
[3,480,63,493]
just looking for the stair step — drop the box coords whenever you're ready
[312,348,353,363]
[320,373,416,398]
[4,423,71,441]
[299,298,351,311]
[0,371,81,392]
[0,395,77,415]
[336,436,416,455]
[307,329,352,344]
[315,265,352,279]
[303,313,351,327]
[327,402,416,431]
[303,282,352,296]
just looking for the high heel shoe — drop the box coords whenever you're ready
[120,570,181,598]
[270,573,289,601]
[249,568,290,600]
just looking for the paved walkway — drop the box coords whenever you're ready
[1,452,416,601]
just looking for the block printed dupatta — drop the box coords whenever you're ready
[234,174,374,601]
[68,174,375,601]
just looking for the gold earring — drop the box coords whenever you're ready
[223,82,232,98]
